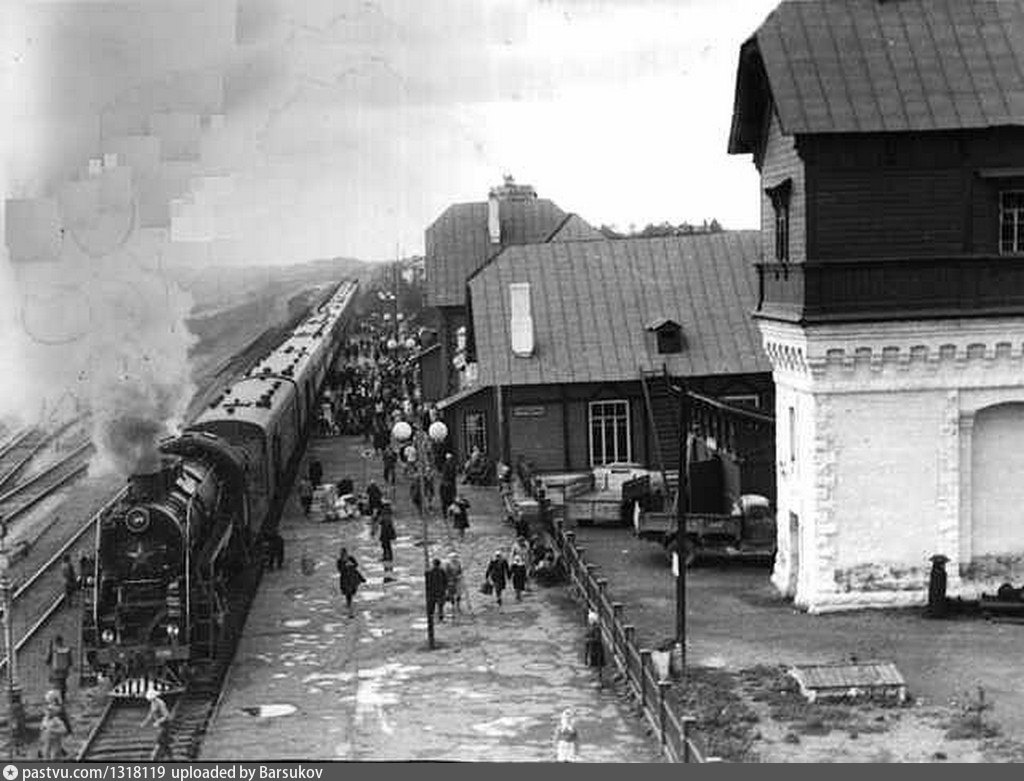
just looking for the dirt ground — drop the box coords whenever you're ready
[569,523,1024,763]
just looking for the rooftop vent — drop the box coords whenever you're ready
[647,318,685,355]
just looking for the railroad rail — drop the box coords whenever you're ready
[0,488,128,675]
[0,428,48,492]
[0,416,90,494]
[0,441,93,524]
[76,565,261,761]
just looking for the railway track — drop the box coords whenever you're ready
[0,441,93,525]
[0,416,89,494]
[0,488,127,676]
[76,564,261,761]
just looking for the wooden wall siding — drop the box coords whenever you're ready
[419,348,446,403]
[761,109,806,264]
[498,377,774,473]
[803,129,1024,259]
[811,169,965,259]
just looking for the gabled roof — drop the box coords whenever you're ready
[729,0,1024,154]
[425,199,567,308]
[545,213,606,243]
[468,232,769,387]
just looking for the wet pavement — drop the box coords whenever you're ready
[200,435,663,762]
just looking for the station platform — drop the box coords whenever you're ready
[199,434,663,762]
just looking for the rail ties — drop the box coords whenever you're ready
[0,441,93,523]
[77,700,156,761]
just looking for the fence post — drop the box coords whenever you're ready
[681,716,696,763]
[623,625,636,692]
[596,578,608,618]
[611,603,624,658]
[658,681,671,748]
[640,649,652,717]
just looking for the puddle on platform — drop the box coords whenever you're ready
[241,704,298,718]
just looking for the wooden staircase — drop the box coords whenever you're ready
[639,366,680,498]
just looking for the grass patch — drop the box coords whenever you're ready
[667,667,762,762]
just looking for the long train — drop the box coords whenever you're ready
[80,280,359,695]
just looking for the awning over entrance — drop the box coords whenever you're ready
[435,383,490,412]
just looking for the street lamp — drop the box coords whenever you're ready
[391,418,448,650]
[0,518,25,758]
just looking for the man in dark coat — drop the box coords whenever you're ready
[308,459,323,488]
[484,552,511,607]
[926,554,949,619]
[439,453,458,512]
[425,559,449,623]
[336,548,366,618]
[366,480,384,517]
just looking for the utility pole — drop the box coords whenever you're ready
[675,386,691,675]
[0,517,24,758]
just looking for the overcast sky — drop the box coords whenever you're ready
[2,0,781,264]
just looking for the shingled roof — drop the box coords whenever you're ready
[425,199,568,308]
[468,232,769,387]
[729,0,1024,153]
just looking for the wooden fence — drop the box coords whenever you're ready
[553,519,720,763]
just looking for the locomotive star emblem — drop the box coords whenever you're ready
[124,541,154,573]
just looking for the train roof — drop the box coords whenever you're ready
[192,375,296,432]
[246,335,325,382]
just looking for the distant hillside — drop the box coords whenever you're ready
[166,256,377,317]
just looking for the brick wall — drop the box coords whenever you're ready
[760,317,1024,612]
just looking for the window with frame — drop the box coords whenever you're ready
[766,179,792,262]
[1000,191,1024,254]
[721,393,760,410]
[656,324,683,354]
[787,405,796,465]
[589,400,630,466]
[464,411,487,455]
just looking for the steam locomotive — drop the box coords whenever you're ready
[81,280,359,694]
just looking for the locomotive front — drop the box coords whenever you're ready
[84,454,218,682]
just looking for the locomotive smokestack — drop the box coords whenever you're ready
[128,456,182,503]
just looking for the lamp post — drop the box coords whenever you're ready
[0,518,24,758]
[391,418,449,650]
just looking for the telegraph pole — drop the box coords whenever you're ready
[675,386,691,675]
[0,517,24,757]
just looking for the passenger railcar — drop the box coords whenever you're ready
[81,280,358,692]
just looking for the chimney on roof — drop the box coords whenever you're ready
[509,282,534,357]
[488,175,537,245]
[488,190,501,244]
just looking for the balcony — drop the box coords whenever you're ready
[755,255,1024,324]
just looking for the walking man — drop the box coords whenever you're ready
[484,551,511,608]
[61,555,77,608]
[337,548,366,618]
[379,504,397,574]
[426,558,448,623]
[45,635,73,703]
[141,689,173,762]
[382,446,398,486]
[439,453,458,512]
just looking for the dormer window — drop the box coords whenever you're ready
[646,318,684,354]
[766,178,792,262]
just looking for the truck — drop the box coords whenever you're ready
[633,493,776,567]
[562,463,666,527]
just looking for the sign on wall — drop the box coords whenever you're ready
[511,405,546,418]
